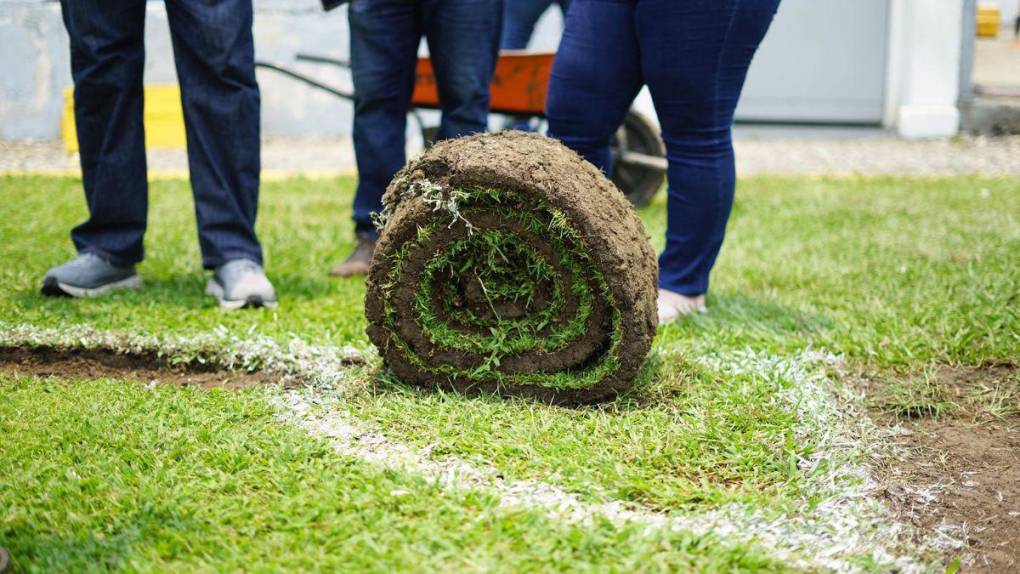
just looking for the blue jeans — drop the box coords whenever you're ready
[60,0,263,269]
[349,0,503,236]
[547,0,779,296]
[500,0,570,131]
[501,0,571,50]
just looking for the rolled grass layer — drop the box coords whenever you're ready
[365,132,658,404]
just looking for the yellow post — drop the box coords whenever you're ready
[976,2,1001,38]
[62,85,188,152]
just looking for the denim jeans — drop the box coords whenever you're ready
[60,0,263,269]
[348,0,503,236]
[500,0,570,131]
[501,0,571,50]
[547,0,779,296]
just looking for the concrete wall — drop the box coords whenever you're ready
[0,1,68,140]
[987,0,1020,29]
[0,0,354,140]
[0,0,970,141]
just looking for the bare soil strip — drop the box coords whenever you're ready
[866,365,1020,573]
[0,346,283,389]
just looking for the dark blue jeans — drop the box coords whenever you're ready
[349,0,503,236]
[547,0,779,296]
[501,0,571,50]
[60,0,263,269]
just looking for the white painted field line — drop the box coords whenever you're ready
[280,390,881,572]
[1,322,931,572]
[280,349,931,573]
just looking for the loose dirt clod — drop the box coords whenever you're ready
[0,346,282,389]
[365,131,658,404]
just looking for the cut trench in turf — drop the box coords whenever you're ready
[0,346,284,389]
[365,131,658,405]
[862,364,1020,573]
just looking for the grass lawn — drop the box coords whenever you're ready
[1,173,1018,571]
[1,375,782,573]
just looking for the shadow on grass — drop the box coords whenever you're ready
[7,281,831,417]
[2,507,200,573]
[659,292,833,343]
[9,276,215,314]
[610,293,836,410]
[360,293,831,412]
[365,349,675,415]
[9,272,358,311]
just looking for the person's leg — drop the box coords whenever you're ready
[423,0,503,141]
[636,0,779,297]
[348,0,421,236]
[60,0,148,267]
[501,0,554,50]
[501,0,552,131]
[545,0,643,175]
[165,0,263,269]
[330,0,421,278]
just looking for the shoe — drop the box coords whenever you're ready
[329,233,377,277]
[657,289,706,325]
[206,259,278,310]
[41,253,141,298]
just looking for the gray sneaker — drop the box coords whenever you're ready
[205,259,278,310]
[41,253,141,298]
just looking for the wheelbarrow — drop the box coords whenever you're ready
[256,51,667,207]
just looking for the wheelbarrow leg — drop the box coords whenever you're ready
[610,110,667,207]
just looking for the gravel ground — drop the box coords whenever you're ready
[2,133,1019,177]
[733,135,1020,176]
[0,136,359,178]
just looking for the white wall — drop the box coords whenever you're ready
[736,0,890,124]
[0,1,68,140]
[884,0,964,138]
[0,0,354,140]
[1,0,970,141]
[988,0,1020,28]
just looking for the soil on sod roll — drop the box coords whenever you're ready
[365,131,658,404]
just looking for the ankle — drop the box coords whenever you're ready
[656,289,707,325]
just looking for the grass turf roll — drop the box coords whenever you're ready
[365,131,658,404]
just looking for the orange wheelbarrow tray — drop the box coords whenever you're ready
[255,51,666,206]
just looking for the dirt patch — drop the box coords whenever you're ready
[866,364,1020,573]
[365,131,658,405]
[0,346,285,389]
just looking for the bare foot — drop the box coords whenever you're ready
[657,289,706,325]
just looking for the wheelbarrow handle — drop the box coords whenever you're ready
[254,60,355,101]
[295,52,351,69]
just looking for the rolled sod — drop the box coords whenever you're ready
[365,131,658,404]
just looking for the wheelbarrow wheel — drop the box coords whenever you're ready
[612,111,666,207]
